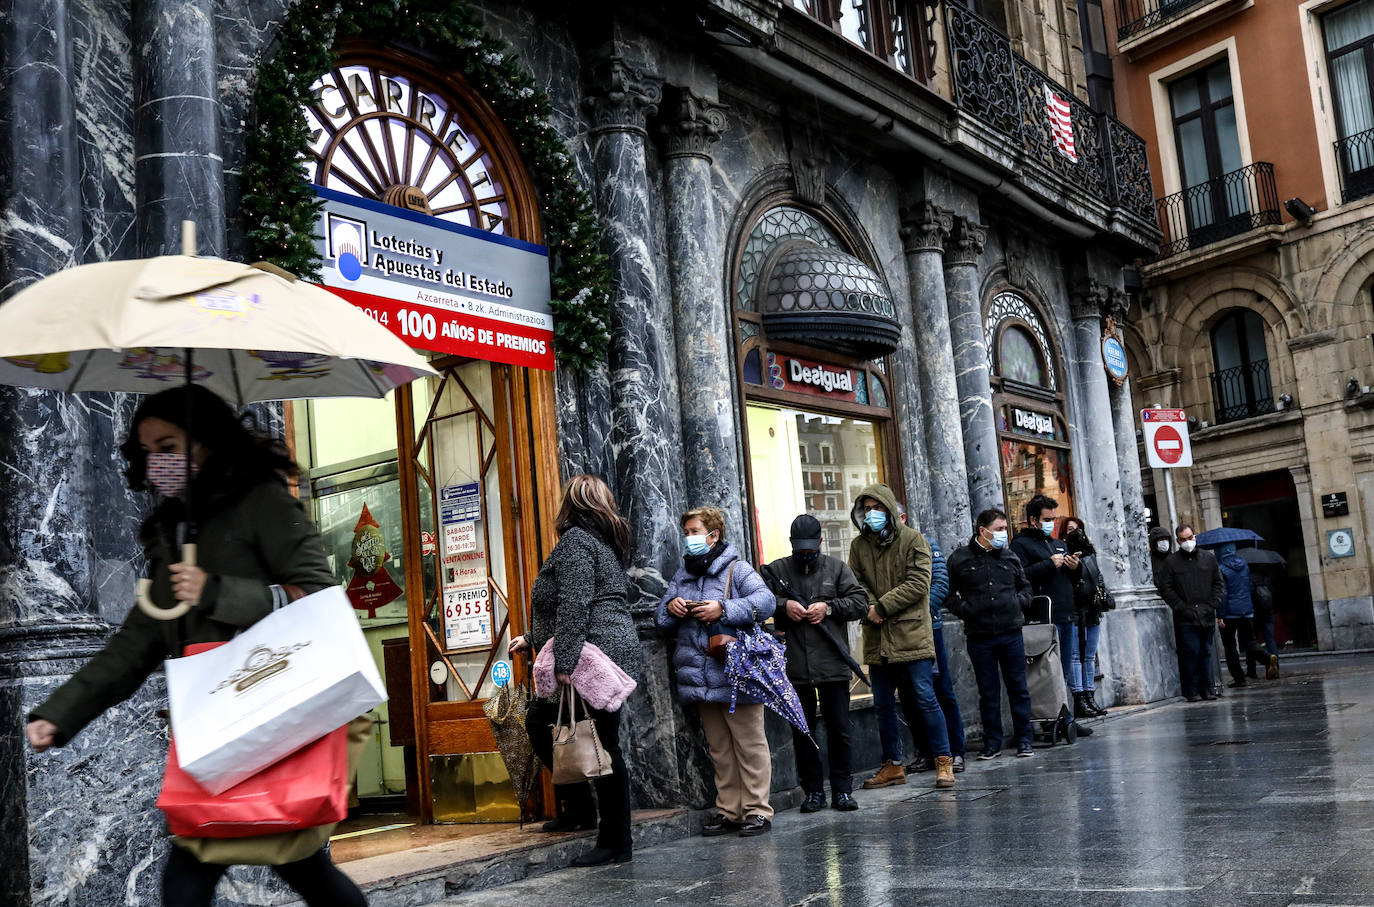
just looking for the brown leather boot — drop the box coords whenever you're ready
[861,760,907,789]
[935,756,955,789]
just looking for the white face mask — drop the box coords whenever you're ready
[1179,539,1196,553]
[1155,540,1171,553]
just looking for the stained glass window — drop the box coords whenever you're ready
[985,291,1057,389]
[736,207,842,311]
[1000,326,1046,386]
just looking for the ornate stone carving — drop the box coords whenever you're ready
[584,57,662,137]
[1103,287,1131,326]
[788,125,828,206]
[899,201,953,254]
[943,216,987,266]
[1070,278,1109,322]
[660,87,728,160]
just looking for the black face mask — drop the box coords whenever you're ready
[792,548,821,572]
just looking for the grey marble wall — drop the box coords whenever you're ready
[1111,376,1155,586]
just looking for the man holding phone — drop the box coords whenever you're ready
[1010,494,1093,737]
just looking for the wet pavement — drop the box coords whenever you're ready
[434,654,1374,906]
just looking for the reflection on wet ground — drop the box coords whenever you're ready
[437,654,1374,906]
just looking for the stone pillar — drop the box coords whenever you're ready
[1194,480,1222,531]
[1068,281,1130,586]
[134,0,224,255]
[1290,465,1332,650]
[1110,378,1154,587]
[901,202,970,552]
[943,217,1002,515]
[586,59,712,810]
[661,88,742,532]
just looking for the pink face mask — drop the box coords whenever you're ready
[146,451,199,498]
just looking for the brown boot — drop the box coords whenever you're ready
[861,761,907,789]
[935,756,955,789]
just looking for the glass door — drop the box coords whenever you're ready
[398,358,529,822]
[1170,59,1246,244]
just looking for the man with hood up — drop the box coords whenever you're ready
[1149,526,1173,589]
[847,483,955,790]
[765,514,869,813]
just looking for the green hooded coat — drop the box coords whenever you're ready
[846,483,934,664]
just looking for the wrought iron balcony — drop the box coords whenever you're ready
[1336,127,1374,204]
[1117,0,1209,42]
[1209,360,1274,425]
[944,5,1156,227]
[1155,162,1281,258]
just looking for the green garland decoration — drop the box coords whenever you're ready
[240,0,613,371]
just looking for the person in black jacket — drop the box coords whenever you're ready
[764,514,869,813]
[1061,517,1113,718]
[946,508,1036,759]
[1010,494,1092,737]
[1156,523,1225,701]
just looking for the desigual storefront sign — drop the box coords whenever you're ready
[776,353,858,403]
[1012,407,1056,439]
[313,186,554,369]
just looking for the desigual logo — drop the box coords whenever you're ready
[210,642,311,695]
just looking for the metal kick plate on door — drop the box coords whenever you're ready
[429,752,522,823]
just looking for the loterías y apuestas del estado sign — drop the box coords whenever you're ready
[312,186,554,370]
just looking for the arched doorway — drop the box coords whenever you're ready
[289,44,557,824]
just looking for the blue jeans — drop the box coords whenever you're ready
[871,658,951,763]
[1176,624,1215,697]
[1057,622,1102,694]
[912,627,965,758]
[966,631,1034,752]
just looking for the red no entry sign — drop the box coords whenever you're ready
[1141,408,1193,468]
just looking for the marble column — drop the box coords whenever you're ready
[1068,281,1130,587]
[1108,308,1154,586]
[661,88,742,533]
[943,217,1003,515]
[901,202,971,551]
[134,0,224,256]
[587,60,712,810]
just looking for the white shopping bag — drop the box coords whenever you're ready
[164,585,387,795]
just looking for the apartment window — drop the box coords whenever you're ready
[798,443,809,464]
[789,0,938,81]
[1209,308,1274,423]
[1325,0,1374,201]
[1078,0,1116,114]
[820,442,834,464]
[1169,59,1246,239]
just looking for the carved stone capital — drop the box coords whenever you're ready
[899,201,953,254]
[1070,278,1110,322]
[660,87,728,160]
[943,216,987,266]
[788,125,828,206]
[584,57,662,138]
[1103,287,1131,326]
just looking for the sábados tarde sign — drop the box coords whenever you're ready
[312,186,554,370]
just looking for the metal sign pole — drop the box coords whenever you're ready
[1164,467,1179,535]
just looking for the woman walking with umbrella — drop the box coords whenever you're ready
[25,386,368,906]
[508,474,641,867]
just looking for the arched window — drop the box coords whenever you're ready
[1209,308,1273,423]
[999,325,1047,387]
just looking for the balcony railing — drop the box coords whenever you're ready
[1336,127,1374,204]
[945,5,1156,227]
[1117,0,1209,42]
[1155,162,1281,258]
[1209,360,1274,424]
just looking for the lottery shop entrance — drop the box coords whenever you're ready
[286,42,559,827]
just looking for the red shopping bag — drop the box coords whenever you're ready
[156,642,350,838]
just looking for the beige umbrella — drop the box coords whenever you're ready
[0,223,437,619]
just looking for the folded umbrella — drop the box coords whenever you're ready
[482,680,539,826]
[724,627,812,741]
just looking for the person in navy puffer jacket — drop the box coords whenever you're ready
[656,506,776,838]
[904,534,966,775]
[1215,541,1271,688]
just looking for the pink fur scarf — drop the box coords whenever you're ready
[533,639,637,711]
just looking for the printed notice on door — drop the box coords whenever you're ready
[443,585,492,651]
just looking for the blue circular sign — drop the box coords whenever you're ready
[492,660,512,688]
[1102,335,1128,381]
[337,251,362,281]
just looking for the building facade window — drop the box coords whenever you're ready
[1168,58,1246,240]
[734,199,900,700]
[985,291,1076,524]
[787,0,938,81]
[1324,0,1374,200]
[1209,308,1274,423]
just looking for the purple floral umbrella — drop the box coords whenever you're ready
[724,627,812,741]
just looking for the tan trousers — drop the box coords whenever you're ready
[698,702,774,821]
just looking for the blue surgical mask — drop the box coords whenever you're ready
[684,534,711,556]
[864,510,888,533]
[992,530,1008,549]
[1042,520,1056,536]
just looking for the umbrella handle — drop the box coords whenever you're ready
[135,543,198,621]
